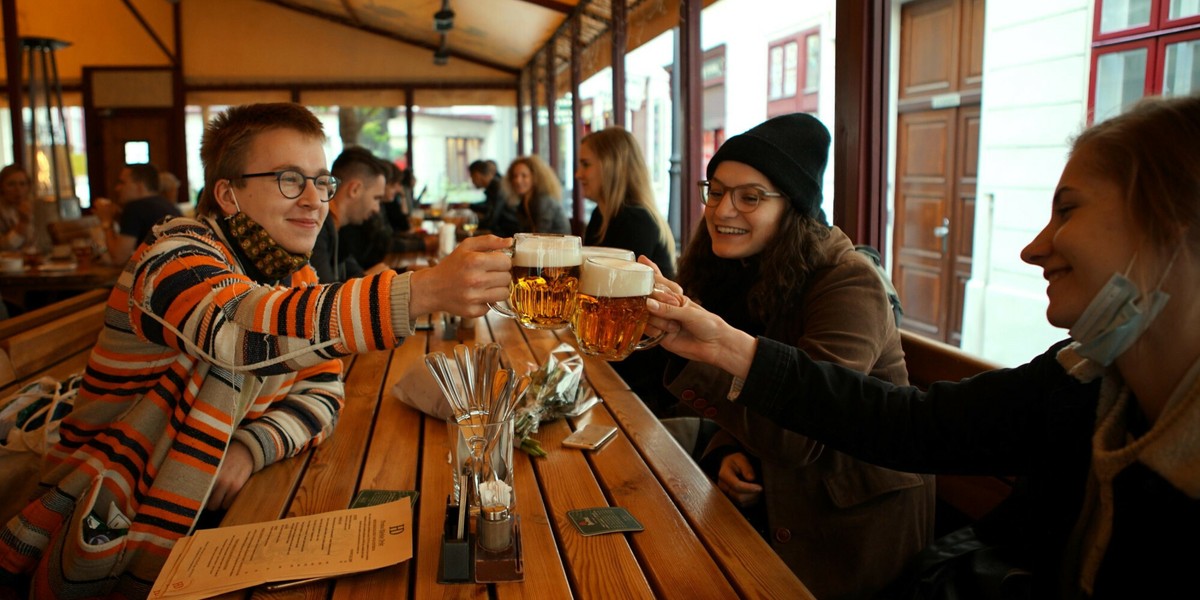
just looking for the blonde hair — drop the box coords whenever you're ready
[504,155,562,204]
[580,128,675,259]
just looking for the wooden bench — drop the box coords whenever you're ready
[899,330,1014,533]
[0,290,108,391]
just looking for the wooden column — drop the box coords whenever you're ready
[611,0,627,127]
[171,1,187,202]
[678,0,702,248]
[570,15,584,234]
[545,39,558,172]
[529,64,540,156]
[833,0,890,250]
[516,72,526,156]
[404,87,415,169]
[3,0,23,167]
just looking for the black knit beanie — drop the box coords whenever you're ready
[706,113,830,219]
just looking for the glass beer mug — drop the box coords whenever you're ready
[489,233,583,330]
[570,256,667,361]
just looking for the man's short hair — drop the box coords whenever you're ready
[332,147,388,187]
[197,103,326,217]
[469,160,498,177]
[125,163,161,193]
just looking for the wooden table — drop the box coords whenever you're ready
[0,261,122,311]
[215,311,813,599]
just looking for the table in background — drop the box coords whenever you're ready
[0,261,122,312]
[216,311,812,599]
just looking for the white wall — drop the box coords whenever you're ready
[700,0,837,220]
[963,0,1095,365]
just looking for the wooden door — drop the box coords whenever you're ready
[892,0,983,345]
[94,111,173,200]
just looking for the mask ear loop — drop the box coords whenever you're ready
[224,181,243,220]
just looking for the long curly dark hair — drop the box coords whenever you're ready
[676,201,830,326]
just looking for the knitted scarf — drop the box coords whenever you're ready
[1067,355,1200,593]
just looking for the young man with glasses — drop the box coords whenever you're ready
[0,103,512,598]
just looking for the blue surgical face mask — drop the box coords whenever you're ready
[1067,250,1177,368]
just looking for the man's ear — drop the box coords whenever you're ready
[342,178,363,200]
[213,179,240,216]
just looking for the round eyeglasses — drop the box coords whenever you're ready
[698,180,785,213]
[240,170,340,202]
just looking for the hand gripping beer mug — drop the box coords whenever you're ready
[490,233,583,330]
[570,256,667,361]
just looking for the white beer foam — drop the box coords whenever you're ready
[582,246,635,261]
[513,237,582,268]
[579,257,654,297]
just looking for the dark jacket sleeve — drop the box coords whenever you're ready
[589,205,676,279]
[738,337,1075,476]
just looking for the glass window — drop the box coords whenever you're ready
[1099,0,1153,34]
[1094,47,1148,122]
[1164,37,1199,95]
[805,34,821,93]
[1169,0,1200,20]
[783,42,799,97]
[769,46,783,100]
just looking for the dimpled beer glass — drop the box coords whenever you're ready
[570,256,665,361]
[491,233,582,330]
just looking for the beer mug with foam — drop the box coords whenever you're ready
[570,256,667,361]
[489,233,583,329]
[581,246,635,262]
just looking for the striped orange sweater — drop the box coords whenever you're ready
[0,216,416,597]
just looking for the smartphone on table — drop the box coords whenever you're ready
[561,424,618,450]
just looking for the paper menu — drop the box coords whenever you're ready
[150,498,413,599]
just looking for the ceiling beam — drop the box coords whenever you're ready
[121,0,176,64]
[186,80,518,92]
[513,0,575,14]
[258,0,519,75]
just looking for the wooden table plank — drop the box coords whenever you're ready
[414,416,489,600]
[586,358,814,599]
[332,339,429,599]
[246,350,392,600]
[567,408,738,599]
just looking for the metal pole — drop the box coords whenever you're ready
[570,16,584,235]
[3,0,23,167]
[49,46,75,199]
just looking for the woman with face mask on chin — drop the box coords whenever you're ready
[646,95,1200,598]
[642,113,934,600]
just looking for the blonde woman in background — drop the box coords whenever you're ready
[505,154,569,234]
[576,127,676,279]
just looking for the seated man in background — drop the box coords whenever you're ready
[470,159,518,237]
[0,102,512,598]
[94,163,182,265]
[310,146,390,282]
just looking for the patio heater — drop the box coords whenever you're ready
[22,36,79,250]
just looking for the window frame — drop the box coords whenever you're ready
[1089,0,1200,123]
[767,27,820,117]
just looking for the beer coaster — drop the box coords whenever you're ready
[350,489,419,509]
[567,507,644,536]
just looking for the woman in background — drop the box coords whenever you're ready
[505,155,569,234]
[576,127,676,279]
[0,165,34,251]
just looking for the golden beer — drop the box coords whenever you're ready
[570,257,662,360]
[496,234,583,329]
[509,264,582,329]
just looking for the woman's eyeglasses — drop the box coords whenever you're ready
[697,180,784,213]
[241,170,340,202]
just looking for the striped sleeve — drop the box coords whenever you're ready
[126,222,407,376]
[232,359,346,471]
